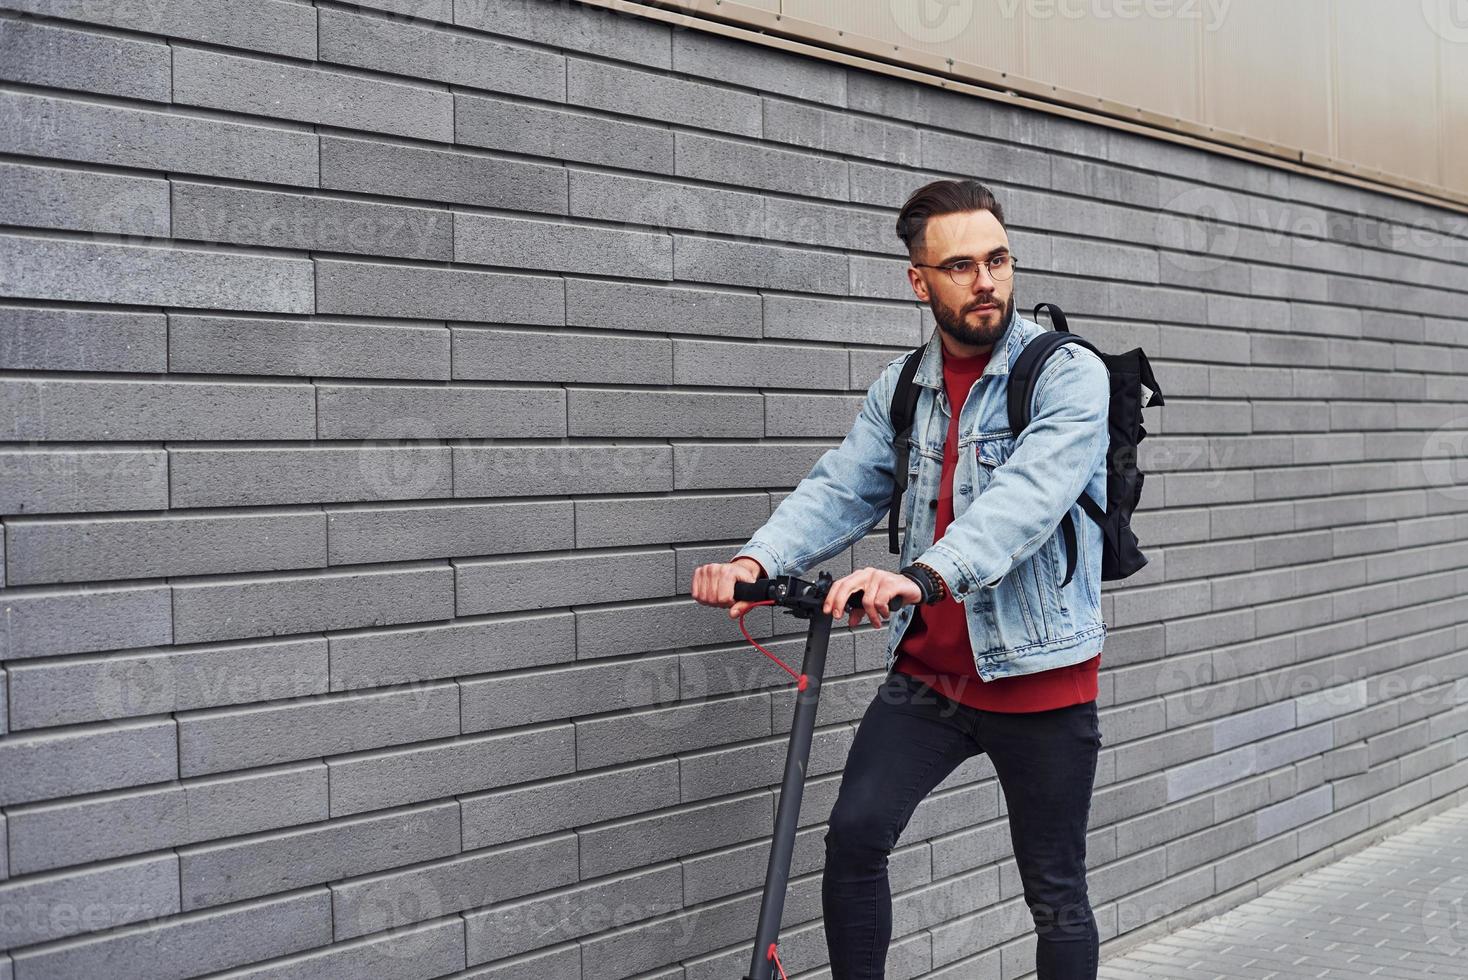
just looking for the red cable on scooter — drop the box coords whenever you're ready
[737,600,810,691]
[768,942,789,979]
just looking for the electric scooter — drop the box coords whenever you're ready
[729,570,906,980]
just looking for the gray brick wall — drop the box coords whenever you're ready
[1,1,1466,977]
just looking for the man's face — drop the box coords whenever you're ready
[906,209,1014,350]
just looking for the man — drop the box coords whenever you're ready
[692,179,1110,979]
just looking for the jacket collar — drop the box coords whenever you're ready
[912,302,1029,390]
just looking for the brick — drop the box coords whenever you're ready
[171,565,455,645]
[582,793,769,879]
[1051,235,1160,283]
[456,548,671,616]
[321,134,566,213]
[676,132,848,201]
[672,442,835,491]
[672,338,846,390]
[850,254,915,301]
[319,6,563,101]
[0,854,179,952]
[7,890,331,980]
[564,278,761,338]
[460,652,678,732]
[315,258,564,323]
[765,195,899,253]
[763,97,919,165]
[0,162,168,238]
[6,763,325,875]
[461,760,676,850]
[0,234,313,313]
[453,444,673,497]
[0,584,171,662]
[325,725,575,816]
[6,636,327,731]
[0,0,318,59]
[1,378,312,443]
[673,234,848,295]
[456,93,674,173]
[329,613,574,691]
[464,865,681,963]
[454,0,670,68]
[568,57,759,136]
[763,294,921,346]
[342,0,451,22]
[567,388,762,439]
[0,719,177,806]
[455,211,671,279]
[172,182,452,259]
[332,835,576,940]
[174,45,452,142]
[170,314,449,380]
[178,802,460,909]
[0,305,166,373]
[576,689,770,770]
[849,160,950,209]
[317,383,563,440]
[170,446,454,508]
[453,326,670,384]
[573,598,775,662]
[0,91,318,186]
[764,392,863,438]
[5,509,325,585]
[0,449,167,515]
[178,681,458,776]
[0,17,170,101]
[568,169,764,239]
[327,500,572,565]
[441,939,577,979]
[671,28,844,106]
[215,918,465,979]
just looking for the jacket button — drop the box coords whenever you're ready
[928,500,938,509]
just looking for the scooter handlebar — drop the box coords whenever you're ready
[733,579,905,613]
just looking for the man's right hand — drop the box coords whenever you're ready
[692,557,767,618]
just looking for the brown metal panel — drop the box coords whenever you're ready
[1333,0,1441,187]
[1020,2,1204,125]
[781,0,1025,76]
[1438,22,1468,197]
[628,0,1468,207]
[1200,0,1333,158]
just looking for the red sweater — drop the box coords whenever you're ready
[892,344,1099,712]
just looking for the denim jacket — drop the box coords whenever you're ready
[734,305,1111,681]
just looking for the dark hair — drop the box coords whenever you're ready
[895,179,1006,257]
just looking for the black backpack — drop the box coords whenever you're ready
[887,302,1164,586]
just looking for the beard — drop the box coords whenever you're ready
[931,290,1014,349]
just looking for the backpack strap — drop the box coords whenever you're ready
[1011,305,1105,588]
[887,345,925,555]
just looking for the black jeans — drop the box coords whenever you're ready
[823,670,1102,979]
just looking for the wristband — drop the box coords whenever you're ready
[899,563,947,605]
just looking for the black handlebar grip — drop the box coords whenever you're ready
[732,581,768,603]
[846,589,905,613]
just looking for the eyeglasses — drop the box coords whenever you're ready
[912,253,1017,286]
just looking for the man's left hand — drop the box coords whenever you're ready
[822,567,923,628]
